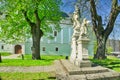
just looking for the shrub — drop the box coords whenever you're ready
[106,46,113,55]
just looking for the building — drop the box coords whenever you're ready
[0,17,95,56]
[25,16,96,56]
[25,17,73,56]
[0,42,25,54]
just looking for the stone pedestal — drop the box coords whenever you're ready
[75,38,91,67]
[79,60,91,67]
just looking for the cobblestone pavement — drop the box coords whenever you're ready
[0,65,55,72]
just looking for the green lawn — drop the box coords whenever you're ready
[0,55,65,66]
[90,56,120,72]
[0,55,63,80]
[0,52,12,56]
[0,72,56,80]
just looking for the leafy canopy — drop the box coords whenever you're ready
[0,0,62,43]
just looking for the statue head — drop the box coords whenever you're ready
[83,18,90,25]
[75,4,79,11]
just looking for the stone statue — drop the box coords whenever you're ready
[72,4,81,37]
[79,18,90,38]
[70,4,91,65]
[70,4,80,63]
[72,4,80,28]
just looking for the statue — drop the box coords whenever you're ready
[79,18,90,38]
[70,4,91,65]
[72,4,81,37]
[70,4,80,63]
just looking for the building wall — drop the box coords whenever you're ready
[0,18,95,56]
[40,43,71,56]
[0,42,13,53]
[25,19,95,56]
[0,42,25,54]
[107,39,120,52]
[25,22,73,56]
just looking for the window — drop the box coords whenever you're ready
[54,31,57,36]
[55,47,58,51]
[1,45,4,49]
[42,47,46,51]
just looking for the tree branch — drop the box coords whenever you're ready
[104,0,120,38]
[34,9,44,36]
[90,0,98,22]
[117,6,120,12]
[22,10,34,26]
[34,10,41,25]
[34,10,46,21]
[41,16,46,21]
[112,0,118,7]
[90,0,100,36]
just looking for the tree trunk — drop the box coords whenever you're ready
[31,25,42,60]
[94,36,107,59]
[89,0,120,60]
[22,10,44,60]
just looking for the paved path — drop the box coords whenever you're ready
[0,65,55,72]
[1,54,56,73]
[1,54,21,59]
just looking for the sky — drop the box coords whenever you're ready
[61,0,77,13]
[61,0,120,40]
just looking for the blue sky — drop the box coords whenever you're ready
[61,0,120,40]
[61,0,77,13]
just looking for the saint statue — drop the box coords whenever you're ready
[72,4,80,28]
[79,18,90,38]
[72,4,81,37]
[70,4,80,63]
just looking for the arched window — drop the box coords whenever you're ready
[55,47,58,51]
[43,47,46,51]
[1,45,4,49]
[54,31,57,36]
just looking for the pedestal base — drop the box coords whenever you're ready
[82,54,89,60]
[75,59,91,68]
[79,60,91,67]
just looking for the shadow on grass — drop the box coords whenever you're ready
[110,61,120,64]
[48,77,56,79]
[33,77,56,80]
[107,65,120,69]
[90,57,120,71]
[0,76,2,80]
[33,79,45,80]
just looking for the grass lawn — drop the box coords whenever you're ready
[90,56,120,72]
[0,72,56,80]
[0,55,62,80]
[0,55,65,66]
[0,52,12,56]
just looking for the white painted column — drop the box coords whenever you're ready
[61,29,63,44]
[48,40,50,43]
[68,28,71,42]
[11,45,14,54]
[22,44,25,54]
[54,37,57,42]
[41,38,43,42]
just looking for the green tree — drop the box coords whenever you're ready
[0,0,62,60]
[89,0,120,59]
